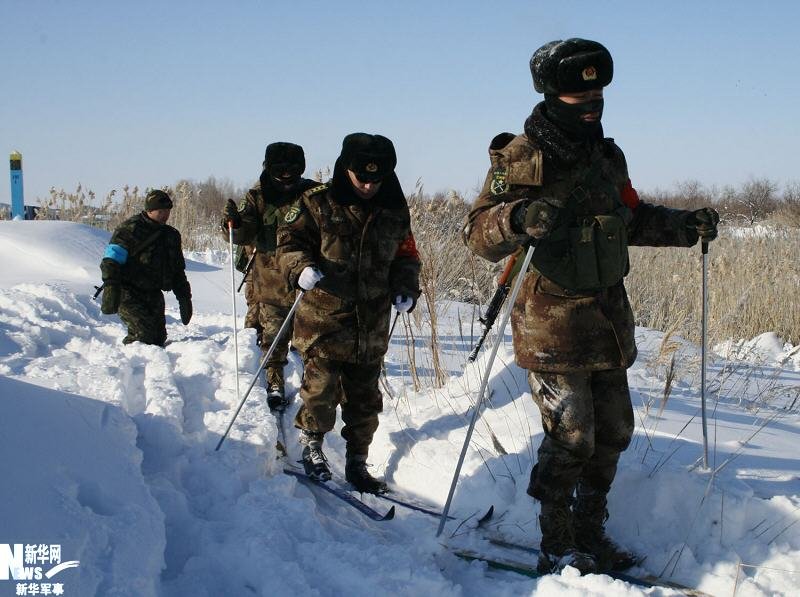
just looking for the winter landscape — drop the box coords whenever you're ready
[0,219,798,596]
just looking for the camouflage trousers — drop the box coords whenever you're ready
[244,302,291,367]
[526,368,634,503]
[119,287,167,346]
[294,355,383,457]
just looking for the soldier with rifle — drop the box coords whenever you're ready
[463,38,719,575]
[222,142,317,409]
[99,190,192,346]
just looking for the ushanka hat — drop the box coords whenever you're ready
[530,38,613,94]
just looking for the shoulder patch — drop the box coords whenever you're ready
[490,168,509,195]
[307,184,328,196]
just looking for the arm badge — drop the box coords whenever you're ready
[490,168,509,195]
[284,205,302,223]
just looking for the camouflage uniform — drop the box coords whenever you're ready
[101,211,190,345]
[277,170,421,458]
[227,177,317,369]
[466,118,700,490]
[464,97,701,572]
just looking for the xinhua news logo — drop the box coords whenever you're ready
[0,544,79,595]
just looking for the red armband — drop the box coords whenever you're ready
[396,232,420,260]
[620,179,640,210]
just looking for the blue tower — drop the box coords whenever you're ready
[9,151,24,219]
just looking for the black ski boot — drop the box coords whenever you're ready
[299,430,331,481]
[574,481,639,571]
[265,366,287,411]
[345,454,388,494]
[537,501,598,575]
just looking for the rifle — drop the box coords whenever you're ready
[236,248,258,293]
[467,251,520,363]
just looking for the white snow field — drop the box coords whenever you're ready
[0,220,798,596]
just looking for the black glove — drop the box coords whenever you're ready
[513,199,559,239]
[101,284,121,314]
[687,208,720,242]
[222,199,242,230]
[178,295,193,325]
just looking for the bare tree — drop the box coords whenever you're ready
[735,178,779,225]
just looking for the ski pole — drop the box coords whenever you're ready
[228,222,242,414]
[389,310,401,339]
[380,311,402,392]
[216,290,304,451]
[700,241,709,469]
[437,244,535,537]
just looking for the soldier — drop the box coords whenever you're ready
[100,189,192,345]
[463,39,719,575]
[222,142,318,409]
[277,133,421,492]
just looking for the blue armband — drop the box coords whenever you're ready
[104,244,128,264]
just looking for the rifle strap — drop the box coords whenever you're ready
[128,227,165,260]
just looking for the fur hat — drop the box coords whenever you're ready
[264,142,305,171]
[339,133,397,181]
[530,38,613,95]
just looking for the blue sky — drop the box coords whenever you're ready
[2,1,798,204]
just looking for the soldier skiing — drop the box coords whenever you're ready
[277,133,421,493]
[99,189,192,345]
[463,39,719,575]
[222,142,318,410]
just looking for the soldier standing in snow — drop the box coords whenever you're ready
[277,133,421,493]
[463,39,719,574]
[222,143,318,409]
[100,189,192,345]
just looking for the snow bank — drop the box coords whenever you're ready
[0,375,165,596]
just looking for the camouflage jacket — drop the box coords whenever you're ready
[464,129,699,372]
[277,178,421,363]
[101,212,190,298]
[227,178,317,308]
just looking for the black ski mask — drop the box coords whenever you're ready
[544,95,604,140]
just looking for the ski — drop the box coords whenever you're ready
[271,406,289,459]
[329,473,495,523]
[372,491,454,519]
[284,468,396,521]
[460,534,710,596]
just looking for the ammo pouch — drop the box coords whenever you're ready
[531,214,629,291]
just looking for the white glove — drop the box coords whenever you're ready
[394,294,414,313]
[298,266,324,291]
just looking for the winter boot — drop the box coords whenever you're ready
[264,366,287,411]
[299,430,331,481]
[345,454,388,494]
[573,482,639,571]
[537,501,598,575]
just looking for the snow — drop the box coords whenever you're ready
[0,220,798,596]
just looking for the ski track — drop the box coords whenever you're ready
[0,222,798,596]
